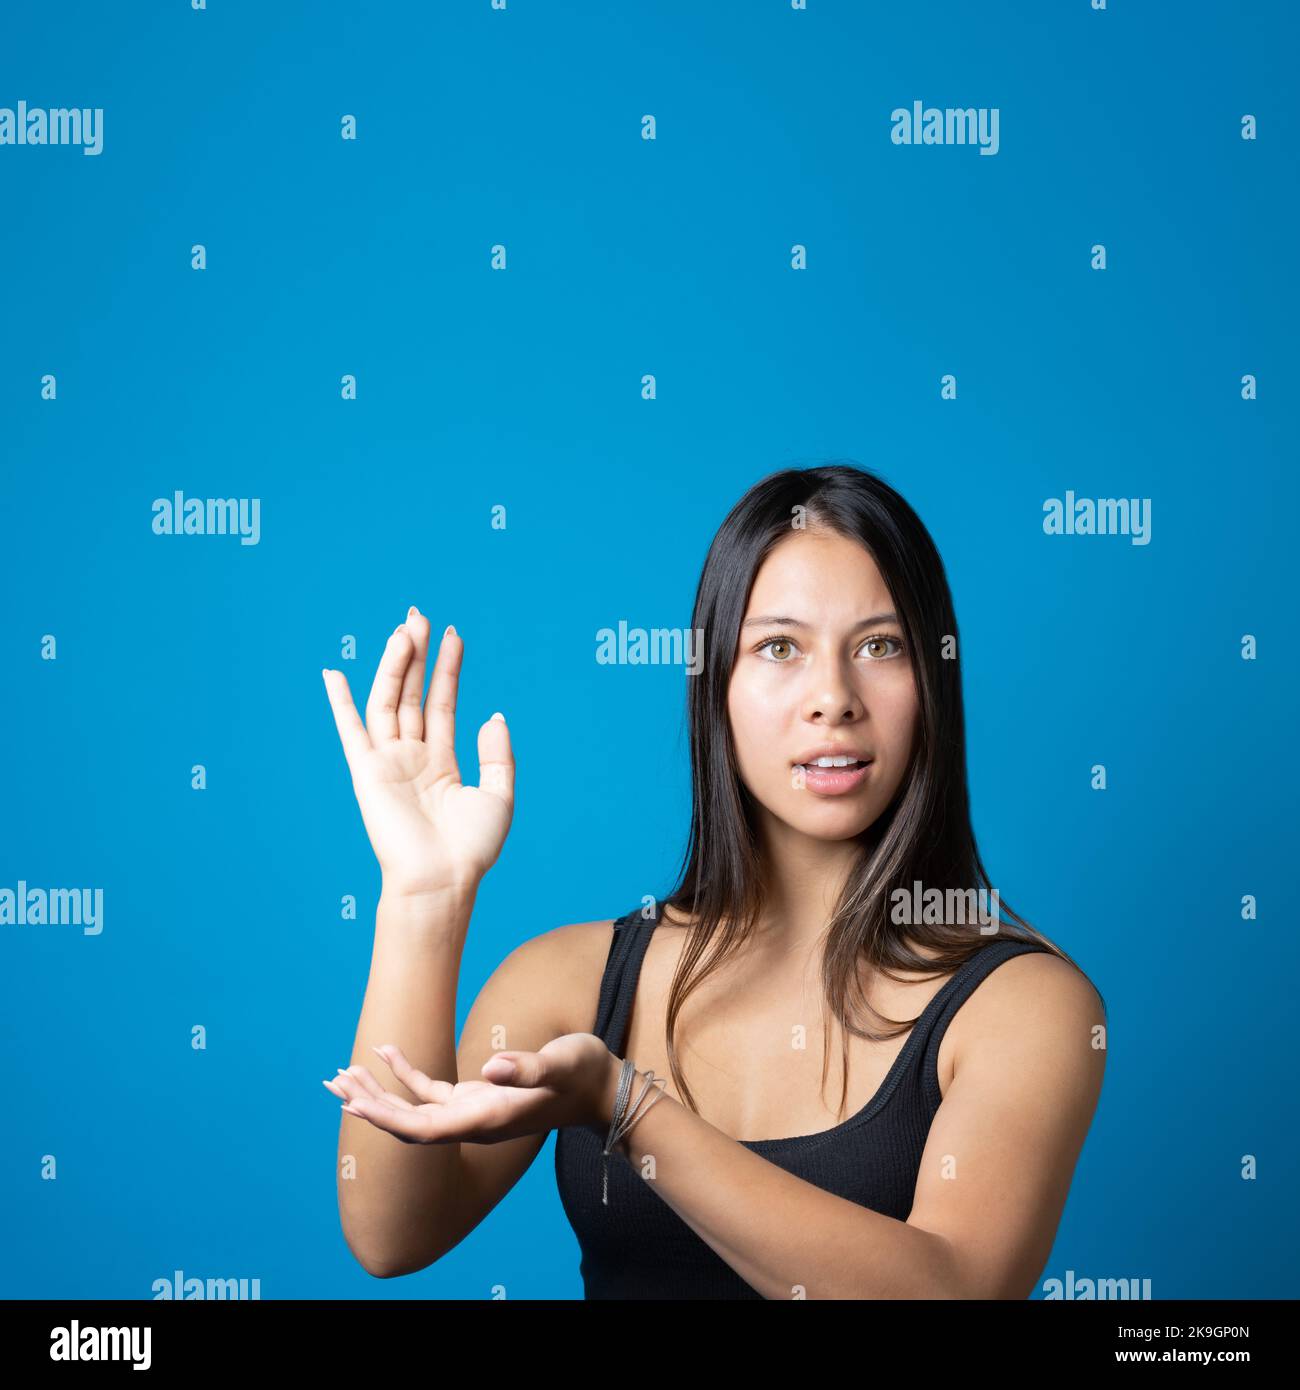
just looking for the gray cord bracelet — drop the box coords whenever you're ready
[601,1058,669,1205]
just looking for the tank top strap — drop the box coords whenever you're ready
[592,900,664,1053]
[913,936,1056,1112]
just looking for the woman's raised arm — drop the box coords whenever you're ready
[320,608,532,1277]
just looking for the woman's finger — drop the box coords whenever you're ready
[396,607,431,741]
[481,1050,551,1087]
[322,669,372,771]
[323,1075,413,1108]
[374,1044,455,1105]
[365,625,413,743]
[422,627,464,775]
[326,1070,405,1110]
[336,1064,417,1110]
[476,713,515,808]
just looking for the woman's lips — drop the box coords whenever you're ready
[794,760,873,794]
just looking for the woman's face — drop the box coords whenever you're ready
[727,527,919,841]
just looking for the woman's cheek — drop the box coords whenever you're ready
[874,676,919,774]
[728,673,788,792]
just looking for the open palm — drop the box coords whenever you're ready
[322,608,514,896]
[323,1035,612,1145]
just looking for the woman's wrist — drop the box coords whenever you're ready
[377,879,479,932]
[583,1050,631,1144]
[591,1050,625,1129]
[588,1052,670,1141]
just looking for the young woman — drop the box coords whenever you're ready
[320,463,1107,1300]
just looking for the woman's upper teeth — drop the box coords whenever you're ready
[808,755,859,767]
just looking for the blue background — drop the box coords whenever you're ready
[1,0,1295,1299]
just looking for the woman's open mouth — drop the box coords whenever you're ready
[793,758,873,795]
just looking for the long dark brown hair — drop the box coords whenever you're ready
[653,461,1103,1119]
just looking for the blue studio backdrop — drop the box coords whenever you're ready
[1,1,1295,1299]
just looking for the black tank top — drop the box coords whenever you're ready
[553,900,1056,1299]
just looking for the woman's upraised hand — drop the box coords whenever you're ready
[322,607,514,898]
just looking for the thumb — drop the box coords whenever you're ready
[481,1050,545,1087]
[476,712,515,804]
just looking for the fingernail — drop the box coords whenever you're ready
[491,711,504,722]
[408,605,419,618]
[444,624,456,638]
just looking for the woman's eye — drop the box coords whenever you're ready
[862,635,904,660]
[757,638,797,662]
[756,635,904,662]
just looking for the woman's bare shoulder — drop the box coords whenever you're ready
[517,905,691,1034]
[950,947,1106,1062]
[985,948,1104,1013]
[503,916,622,1038]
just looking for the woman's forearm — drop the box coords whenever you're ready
[336,884,476,1277]
[594,1058,964,1300]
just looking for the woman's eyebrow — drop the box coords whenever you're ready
[740,612,899,629]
